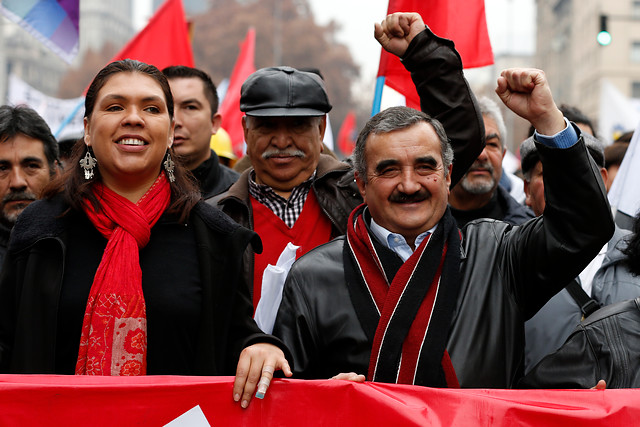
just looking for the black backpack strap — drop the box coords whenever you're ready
[566,279,600,320]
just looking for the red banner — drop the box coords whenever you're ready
[0,375,637,426]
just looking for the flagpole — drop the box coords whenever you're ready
[54,99,84,138]
[371,76,385,116]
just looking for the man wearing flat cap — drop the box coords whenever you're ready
[212,13,484,325]
[212,66,362,317]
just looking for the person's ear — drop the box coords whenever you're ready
[211,113,222,135]
[599,167,608,185]
[318,115,327,140]
[83,117,91,146]
[242,116,250,158]
[53,160,62,177]
[168,119,175,148]
[355,170,367,201]
[445,163,452,193]
[524,179,533,208]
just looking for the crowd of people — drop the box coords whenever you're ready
[0,11,638,409]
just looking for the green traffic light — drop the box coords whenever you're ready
[598,15,611,46]
[597,30,612,46]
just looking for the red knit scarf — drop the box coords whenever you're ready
[345,204,461,387]
[75,173,171,376]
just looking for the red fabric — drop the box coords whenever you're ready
[441,350,460,388]
[250,190,332,308]
[377,0,493,108]
[337,110,357,156]
[396,241,448,384]
[347,210,453,385]
[219,27,256,158]
[108,0,194,69]
[0,375,636,426]
[76,173,171,376]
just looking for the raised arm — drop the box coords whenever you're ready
[494,68,614,317]
[375,12,485,187]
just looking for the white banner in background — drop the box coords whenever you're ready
[7,73,84,140]
[608,118,640,218]
[599,79,640,144]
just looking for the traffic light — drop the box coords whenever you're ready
[597,14,612,46]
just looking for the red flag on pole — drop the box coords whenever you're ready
[60,0,193,135]
[109,0,194,69]
[374,0,493,111]
[219,28,256,158]
[337,111,357,156]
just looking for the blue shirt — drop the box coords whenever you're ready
[369,218,437,262]
[534,117,578,148]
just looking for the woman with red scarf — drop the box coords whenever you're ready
[0,60,291,409]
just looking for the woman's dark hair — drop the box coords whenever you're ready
[43,59,200,222]
[623,211,640,276]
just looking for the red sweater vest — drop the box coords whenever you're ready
[251,190,333,307]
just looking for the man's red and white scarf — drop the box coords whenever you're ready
[345,204,462,386]
[75,172,171,376]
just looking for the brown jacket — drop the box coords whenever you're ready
[210,154,362,298]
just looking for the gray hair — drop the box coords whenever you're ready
[354,106,453,182]
[477,96,506,150]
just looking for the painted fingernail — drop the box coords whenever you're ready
[234,393,240,402]
[241,400,248,409]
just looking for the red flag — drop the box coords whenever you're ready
[109,0,194,69]
[219,28,256,158]
[338,111,357,156]
[377,0,493,109]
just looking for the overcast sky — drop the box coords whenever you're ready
[308,0,536,86]
[134,0,536,89]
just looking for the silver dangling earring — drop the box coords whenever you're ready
[79,147,97,180]
[163,151,175,183]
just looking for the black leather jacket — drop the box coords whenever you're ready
[451,185,535,229]
[273,138,614,388]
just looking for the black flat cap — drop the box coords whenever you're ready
[240,66,332,117]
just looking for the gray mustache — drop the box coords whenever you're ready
[262,149,306,160]
[3,191,36,204]
[467,160,494,174]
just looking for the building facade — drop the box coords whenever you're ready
[536,0,640,141]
